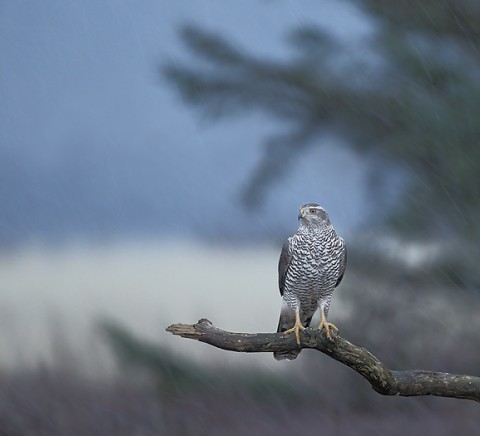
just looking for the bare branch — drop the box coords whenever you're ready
[166,318,480,403]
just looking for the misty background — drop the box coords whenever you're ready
[1,1,480,434]
[0,0,374,246]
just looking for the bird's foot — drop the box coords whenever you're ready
[283,322,306,346]
[318,319,338,341]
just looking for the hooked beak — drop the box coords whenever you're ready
[298,207,306,220]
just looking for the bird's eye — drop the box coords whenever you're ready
[309,208,317,214]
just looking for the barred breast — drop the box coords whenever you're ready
[274,204,346,360]
[283,226,344,320]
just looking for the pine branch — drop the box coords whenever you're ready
[166,318,480,403]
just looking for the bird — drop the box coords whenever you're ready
[274,203,347,361]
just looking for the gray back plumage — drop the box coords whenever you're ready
[278,239,292,296]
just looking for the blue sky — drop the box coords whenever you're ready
[0,1,378,245]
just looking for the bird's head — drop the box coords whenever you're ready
[298,203,330,226]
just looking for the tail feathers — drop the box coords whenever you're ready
[273,314,313,361]
[273,349,301,361]
[303,315,314,329]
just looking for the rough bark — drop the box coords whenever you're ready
[166,318,480,403]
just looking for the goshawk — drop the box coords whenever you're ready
[274,203,347,360]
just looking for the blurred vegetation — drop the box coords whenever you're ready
[100,319,315,403]
[4,3,480,434]
[98,287,480,431]
[47,3,480,431]
[95,269,480,432]
[164,0,480,244]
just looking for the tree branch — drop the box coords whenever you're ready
[166,318,480,403]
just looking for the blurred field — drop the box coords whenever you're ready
[1,241,480,435]
[0,241,289,372]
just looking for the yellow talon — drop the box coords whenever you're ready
[283,307,305,345]
[318,307,338,340]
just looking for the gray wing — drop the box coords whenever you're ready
[278,237,293,296]
[335,238,347,287]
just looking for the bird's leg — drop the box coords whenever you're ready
[318,305,338,341]
[283,306,305,345]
